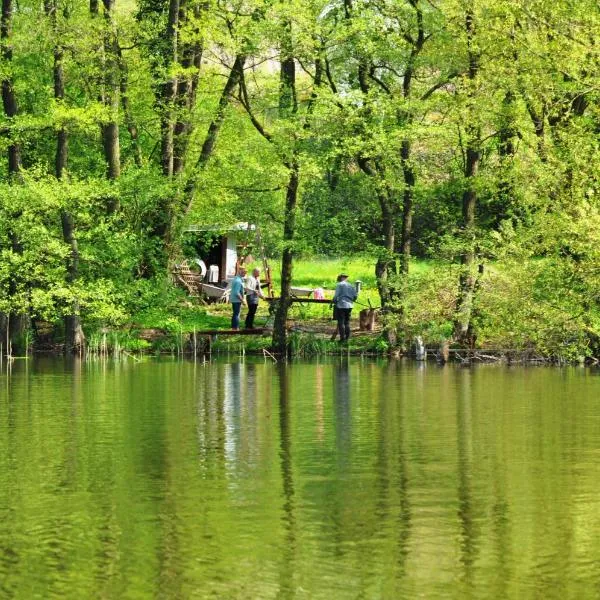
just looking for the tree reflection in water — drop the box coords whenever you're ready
[277,364,296,599]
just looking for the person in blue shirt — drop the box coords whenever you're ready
[230,267,247,330]
[332,273,358,342]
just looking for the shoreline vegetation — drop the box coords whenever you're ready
[14,257,600,365]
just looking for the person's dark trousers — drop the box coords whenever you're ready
[245,302,258,328]
[337,308,352,341]
[231,302,242,329]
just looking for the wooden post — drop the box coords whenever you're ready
[439,339,450,364]
[359,308,377,331]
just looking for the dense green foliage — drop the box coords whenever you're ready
[0,0,598,356]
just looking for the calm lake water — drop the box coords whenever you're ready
[2,358,600,599]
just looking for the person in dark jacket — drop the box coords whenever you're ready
[332,274,358,342]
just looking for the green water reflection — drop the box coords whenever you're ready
[2,358,600,599]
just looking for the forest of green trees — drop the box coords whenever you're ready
[0,0,598,356]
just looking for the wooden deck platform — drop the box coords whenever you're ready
[195,328,267,336]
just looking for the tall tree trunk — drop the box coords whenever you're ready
[271,22,297,355]
[454,5,481,344]
[1,0,27,354]
[346,0,419,328]
[101,0,120,210]
[46,0,68,178]
[238,42,324,354]
[146,52,244,268]
[496,90,518,224]
[1,0,21,176]
[47,0,85,351]
[398,0,424,277]
[272,159,299,355]
[172,82,190,176]
[159,0,180,177]
[139,51,246,273]
[454,147,479,342]
[374,190,399,346]
[278,23,297,115]
[238,36,322,356]
[525,101,547,163]
[374,195,396,306]
[91,0,120,212]
[357,156,398,309]
[137,0,181,275]
[181,53,246,214]
[173,2,203,175]
[61,211,85,351]
[118,45,143,168]
[399,139,414,276]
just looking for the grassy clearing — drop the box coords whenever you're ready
[120,255,596,359]
[285,256,377,289]
[268,256,438,323]
[120,256,394,354]
[275,256,379,321]
[128,255,436,337]
[273,255,435,289]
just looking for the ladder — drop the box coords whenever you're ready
[255,226,274,298]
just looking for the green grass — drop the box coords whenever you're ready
[285,256,377,289]
[269,255,435,291]
[117,0,137,14]
[133,304,230,332]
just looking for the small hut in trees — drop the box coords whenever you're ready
[174,223,273,299]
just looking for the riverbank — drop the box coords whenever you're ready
[23,256,600,364]
[56,315,592,365]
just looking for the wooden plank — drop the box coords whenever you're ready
[196,328,267,335]
[265,298,332,304]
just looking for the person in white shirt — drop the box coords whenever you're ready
[244,268,265,329]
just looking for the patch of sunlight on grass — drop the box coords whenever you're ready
[270,256,435,290]
[117,0,137,15]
